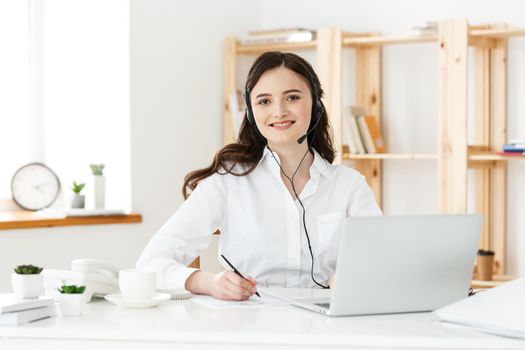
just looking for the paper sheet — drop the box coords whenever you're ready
[435,277,525,339]
[190,291,289,309]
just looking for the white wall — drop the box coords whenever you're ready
[1,0,524,292]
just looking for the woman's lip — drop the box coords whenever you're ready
[270,120,294,131]
[269,121,295,130]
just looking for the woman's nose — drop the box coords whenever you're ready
[273,101,288,118]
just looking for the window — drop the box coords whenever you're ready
[0,1,31,201]
[0,0,131,211]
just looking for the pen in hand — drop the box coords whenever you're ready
[220,254,260,297]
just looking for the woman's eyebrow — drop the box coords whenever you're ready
[255,93,271,99]
[255,89,303,99]
[283,89,303,94]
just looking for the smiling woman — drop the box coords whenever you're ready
[137,51,382,302]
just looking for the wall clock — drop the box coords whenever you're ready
[11,163,61,211]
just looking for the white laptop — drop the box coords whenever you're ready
[274,214,482,317]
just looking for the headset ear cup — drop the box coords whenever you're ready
[315,103,324,121]
[246,104,254,125]
[243,87,254,124]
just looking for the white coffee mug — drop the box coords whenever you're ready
[119,269,156,300]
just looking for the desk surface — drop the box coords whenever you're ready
[1,289,523,350]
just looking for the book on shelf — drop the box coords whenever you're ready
[502,143,525,153]
[350,106,385,154]
[412,21,438,29]
[0,305,55,326]
[409,21,438,36]
[347,106,367,154]
[342,107,362,154]
[360,115,385,153]
[357,116,376,153]
[496,151,525,156]
[240,29,315,45]
[229,90,245,137]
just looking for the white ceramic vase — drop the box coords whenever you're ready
[94,175,105,209]
[11,273,44,299]
[58,293,86,316]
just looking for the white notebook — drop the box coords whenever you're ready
[434,277,525,339]
[0,305,56,326]
[0,294,54,314]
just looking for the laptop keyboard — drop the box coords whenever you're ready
[315,303,330,309]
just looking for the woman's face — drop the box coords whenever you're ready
[250,67,313,147]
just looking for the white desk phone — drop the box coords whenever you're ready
[43,259,120,302]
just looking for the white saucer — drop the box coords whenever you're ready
[104,293,171,308]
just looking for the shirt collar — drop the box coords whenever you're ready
[311,149,334,180]
[259,146,334,180]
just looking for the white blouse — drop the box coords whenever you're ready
[137,147,382,289]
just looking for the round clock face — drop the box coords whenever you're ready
[11,163,61,211]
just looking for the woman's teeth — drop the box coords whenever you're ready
[271,121,293,127]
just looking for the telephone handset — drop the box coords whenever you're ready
[43,258,121,302]
[71,258,120,279]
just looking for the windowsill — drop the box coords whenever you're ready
[0,210,142,230]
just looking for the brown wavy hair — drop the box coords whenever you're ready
[182,51,335,199]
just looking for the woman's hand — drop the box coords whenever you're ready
[185,270,257,301]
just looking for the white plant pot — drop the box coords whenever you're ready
[58,293,86,316]
[11,273,44,299]
[71,194,85,208]
[94,175,105,209]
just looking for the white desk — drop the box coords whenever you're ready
[1,289,524,350]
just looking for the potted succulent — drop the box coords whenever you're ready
[58,285,86,316]
[11,264,44,299]
[71,181,86,208]
[90,164,105,209]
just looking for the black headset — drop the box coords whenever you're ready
[243,74,324,142]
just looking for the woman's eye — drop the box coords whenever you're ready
[257,99,270,105]
[287,95,300,101]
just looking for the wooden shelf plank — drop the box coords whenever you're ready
[234,28,525,53]
[0,211,142,230]
[236,40,317,54]
[471,274,514,289]
[470,27,525,39]
[468,151,525,161]
[343,35,437,47]
[343,153,438,160]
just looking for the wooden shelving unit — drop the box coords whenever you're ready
[223,19,525,276]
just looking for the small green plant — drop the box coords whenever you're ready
[90,164,105,176]
[14,265,43,275]
[58,285,86,294]
[71,181,86,194]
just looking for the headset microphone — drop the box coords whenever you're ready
[297,105,324,144]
